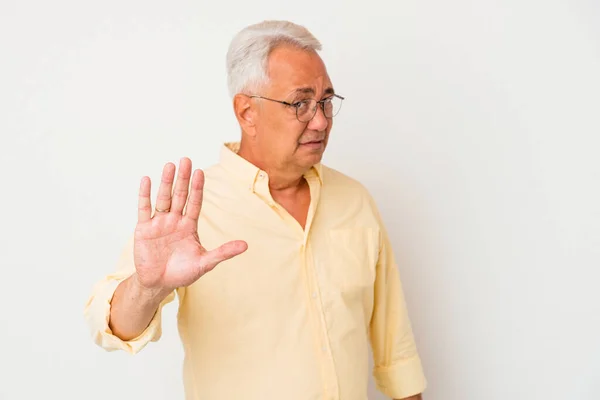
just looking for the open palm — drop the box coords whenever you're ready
[133,158,247,292]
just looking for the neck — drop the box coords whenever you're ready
[237,140,307,192]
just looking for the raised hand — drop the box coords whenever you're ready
[133,157,248,293]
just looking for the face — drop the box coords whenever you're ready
[238,45,335,173]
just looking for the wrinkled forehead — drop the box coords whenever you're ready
[265,45,333,98]
[285,86,336,99]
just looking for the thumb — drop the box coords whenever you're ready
[200,240,248,273]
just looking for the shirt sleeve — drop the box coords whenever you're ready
[368,199,427,399]
[83,235,177,355]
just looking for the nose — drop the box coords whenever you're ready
[307,103,329,131]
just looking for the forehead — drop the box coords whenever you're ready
[265,44,332,96]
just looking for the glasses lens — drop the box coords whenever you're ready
[323,96,342,118]
[296,99,316,123]
[296,96,344,122]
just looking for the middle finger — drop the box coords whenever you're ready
[170,157,192,214]
[154,162,176,214]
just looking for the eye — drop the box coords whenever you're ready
[291,99,310,109]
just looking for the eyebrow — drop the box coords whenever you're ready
[292,87,335,97]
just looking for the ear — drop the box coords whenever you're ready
[233,94,258,137]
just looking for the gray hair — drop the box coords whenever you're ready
[225,20,322,98]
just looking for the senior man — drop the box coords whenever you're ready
[85,20,427,400]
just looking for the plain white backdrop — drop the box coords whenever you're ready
[1,0,599,399]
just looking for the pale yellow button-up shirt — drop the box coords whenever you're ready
[84,142,426,400]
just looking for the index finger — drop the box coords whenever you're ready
[137,176,152,223]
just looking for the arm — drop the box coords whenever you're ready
[84,158,246,352]
[108,273,172,341]
[83,234,177,353]
[368,196,427,399]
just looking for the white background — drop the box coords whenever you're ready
[1,0,599,399]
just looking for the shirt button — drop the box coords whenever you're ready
[321,346,327,352]
[258,172,265,179]
[312,292,317,299]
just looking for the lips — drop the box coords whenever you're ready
[300,139,324,145]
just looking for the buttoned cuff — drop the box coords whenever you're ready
[84,277,174,355]
[373,355,427,399]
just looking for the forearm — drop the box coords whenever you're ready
[108,273,170,341]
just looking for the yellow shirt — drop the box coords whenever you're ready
[84,142,427,400]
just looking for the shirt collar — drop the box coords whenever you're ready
[219,142,324,189]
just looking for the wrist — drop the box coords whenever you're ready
[130,273,171,305]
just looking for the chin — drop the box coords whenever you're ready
[304,149,325,167]
[295,138,327,165]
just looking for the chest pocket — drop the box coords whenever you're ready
[324,227,379,291]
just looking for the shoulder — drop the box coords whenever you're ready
[200,162,234,195]
[202,162,226,182]
[319,164,384,223]
[192,162,233,206]
[320,164,375,201]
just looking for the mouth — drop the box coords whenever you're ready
[301,139,324,144]
[299,139,325,150]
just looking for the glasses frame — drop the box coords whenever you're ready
[248,93,345,123]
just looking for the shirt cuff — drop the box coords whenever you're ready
[373,355,427,399]
[84,277,173,355]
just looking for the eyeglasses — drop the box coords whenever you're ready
[248,93,345,123]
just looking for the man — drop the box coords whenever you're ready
[84,20,426,400]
